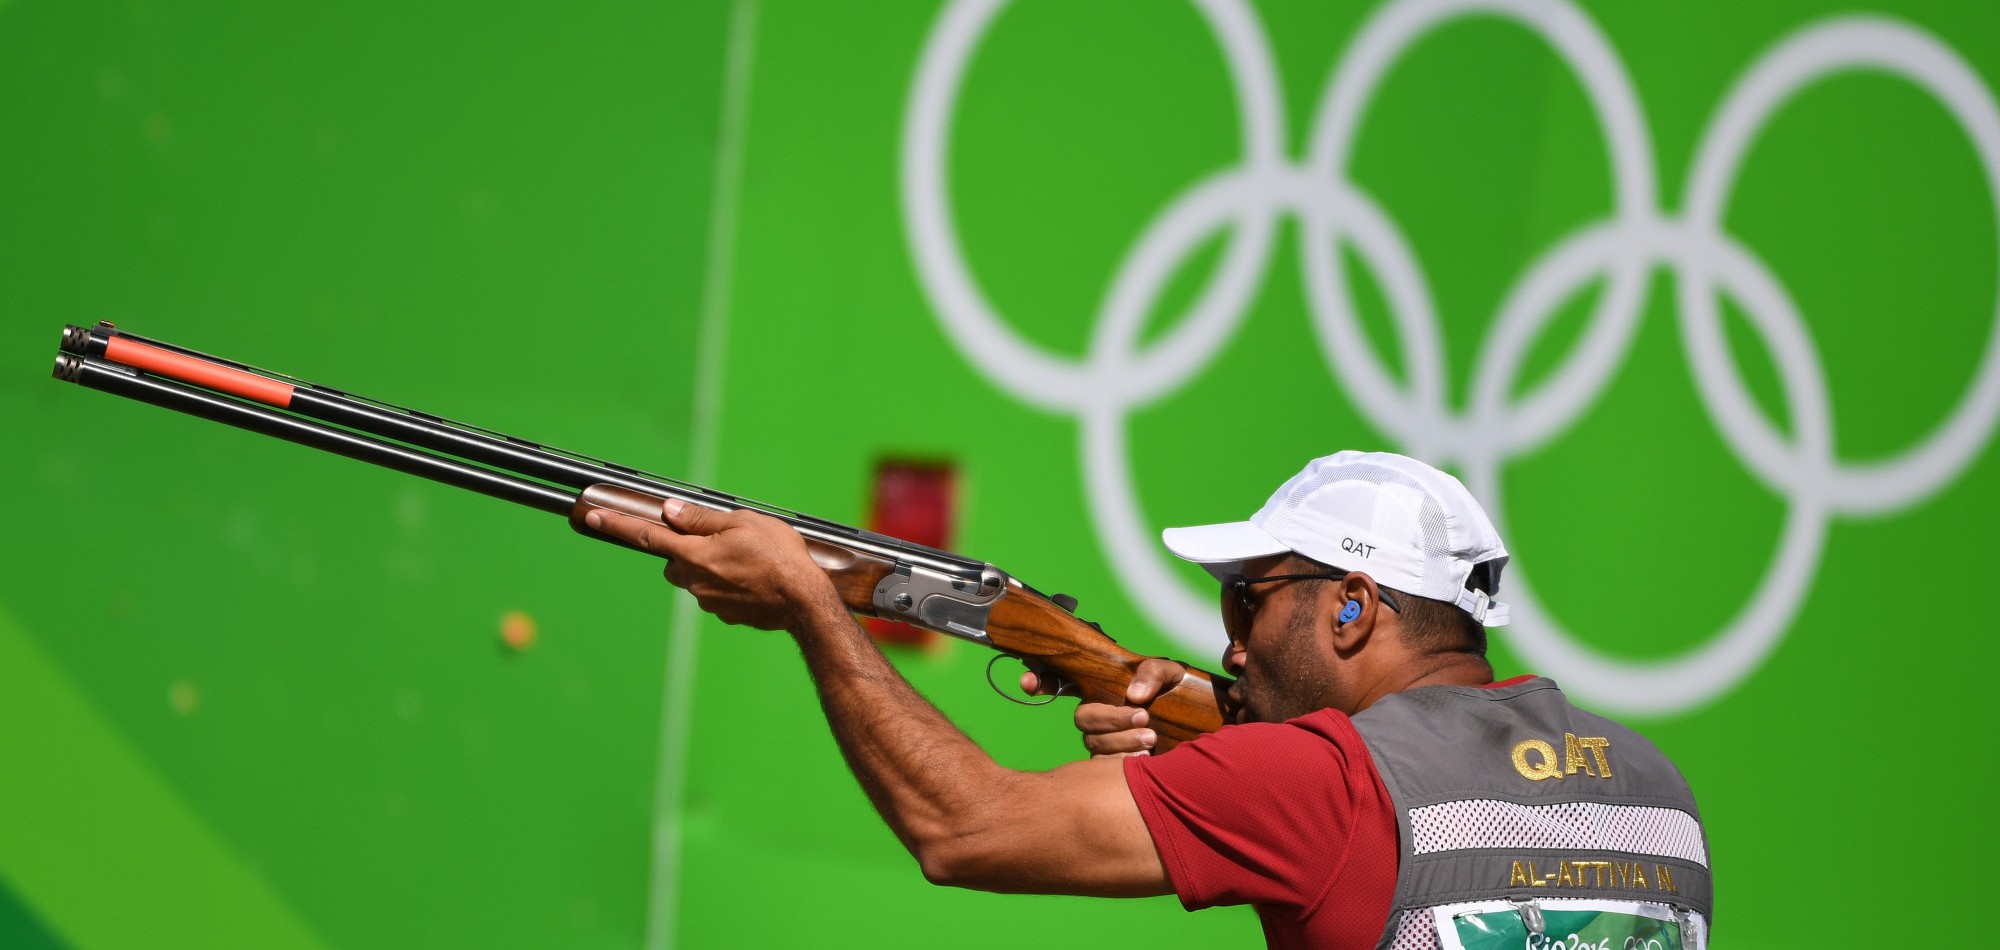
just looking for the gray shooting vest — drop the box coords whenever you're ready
[1350,677,1712,949]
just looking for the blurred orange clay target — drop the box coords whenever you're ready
[500,610,538,652]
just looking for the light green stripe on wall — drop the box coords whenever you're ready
[0,605,324,949]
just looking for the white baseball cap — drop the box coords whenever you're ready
[1162,451,1511,626]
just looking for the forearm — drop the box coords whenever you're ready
[782,579,1009,872]
[780,578,1167,896]
[589,502,1169,896]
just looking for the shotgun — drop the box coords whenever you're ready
[49,322,1231,750]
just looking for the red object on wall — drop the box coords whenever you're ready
[864,461,956,648]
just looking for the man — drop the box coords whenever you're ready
[584,451,1711,948]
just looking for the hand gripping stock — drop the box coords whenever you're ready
[51,324,1232,750]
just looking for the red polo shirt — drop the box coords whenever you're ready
[1123,709,1398,949]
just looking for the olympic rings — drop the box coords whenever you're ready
[899,0,2000,714]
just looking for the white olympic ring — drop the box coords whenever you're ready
[900,0,2000,714]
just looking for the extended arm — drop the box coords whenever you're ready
[586,501,1172,896]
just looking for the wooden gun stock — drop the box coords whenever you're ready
[976,581,1230,749]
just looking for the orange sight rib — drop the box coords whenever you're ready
[104,337,295,408]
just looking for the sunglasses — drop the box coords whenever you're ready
[1219,570,1402,631]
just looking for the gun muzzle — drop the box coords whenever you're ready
[58,324,92,355]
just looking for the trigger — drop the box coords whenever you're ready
[985,655,1062,707]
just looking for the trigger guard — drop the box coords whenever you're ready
[986,654,1063,707]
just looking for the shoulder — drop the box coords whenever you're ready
[1125,710,1381,799]
[1151,708,1369,756]
[1120,711,1399,912]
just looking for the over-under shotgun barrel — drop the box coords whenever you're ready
[60,323,984,579]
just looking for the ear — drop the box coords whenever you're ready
[1329,572,1389,652]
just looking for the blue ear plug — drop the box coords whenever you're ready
[1339,600,1362,623]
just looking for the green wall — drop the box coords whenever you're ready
[6,1,1998,947]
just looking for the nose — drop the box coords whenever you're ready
[1221,641,1247,677]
